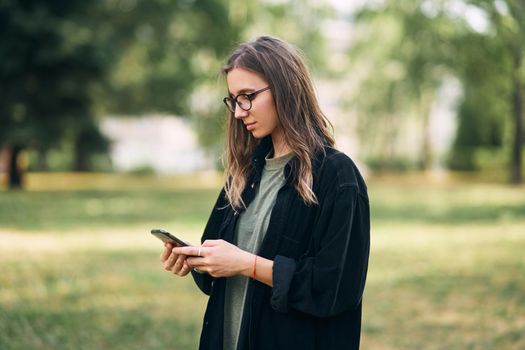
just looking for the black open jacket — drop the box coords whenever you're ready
[191,137,370,350]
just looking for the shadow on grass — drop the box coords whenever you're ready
[372,202,525,225]
[0,189,219,230]
[2,187,525,230]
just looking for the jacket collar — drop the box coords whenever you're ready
[235,136,329,213]
[251,135,273,173]
[250,135,328,187]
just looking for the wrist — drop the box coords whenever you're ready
[241,251,255,277]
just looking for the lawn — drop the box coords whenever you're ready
[1,172,524,349]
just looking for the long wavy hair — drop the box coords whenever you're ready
[222,36,335,209]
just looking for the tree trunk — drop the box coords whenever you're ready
[73,137,89,172]
[8,145,24,190]
[35,147,49,171]
[419,91,434,170]
[511,46,523,184]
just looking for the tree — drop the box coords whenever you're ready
[0,0,242,188]
[0,0,106,189]
[350,0,524,182]
[98,0,243,116]
[351,2,458,170]
[467,0,524,182]
[448,30,511,171]
[0,0,333,187]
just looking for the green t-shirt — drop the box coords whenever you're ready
[223,151,294,350]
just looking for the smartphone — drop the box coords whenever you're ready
[151,228,189,247]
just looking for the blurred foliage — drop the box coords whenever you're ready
[2,0,523,186]
[350,0,524,181]
[0,0,333,185]
[448,0,522,174]
[351,2,458,169]
[0,0,245,182]
[0,0,109,186]
[126,164,156,176]
[98,0,243,116]
[0,0,105,146]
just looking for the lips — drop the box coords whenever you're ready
[244,121,256,131]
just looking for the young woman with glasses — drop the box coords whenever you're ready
[160,36,370,350]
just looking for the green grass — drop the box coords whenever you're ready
[363,224,525,350]
[0,189,219,231]
[1,172,525,349]
[0,172,223,231]
[0,249,206,350]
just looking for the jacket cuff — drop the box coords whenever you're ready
[191,269,213,295]
[271,255,296,313]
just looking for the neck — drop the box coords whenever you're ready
[270,130,290,158]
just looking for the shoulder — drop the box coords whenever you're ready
[314,147,368,197]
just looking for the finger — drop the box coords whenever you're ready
[172,246,203,257]
[186,256,206,267]
[179,261,191,276]
[164,251,178,270]
[171,254,186,274]
[160,244,172,262]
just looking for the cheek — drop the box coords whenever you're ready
[269,107,280,128]
[261,102,279,126]
[253,97,280,129]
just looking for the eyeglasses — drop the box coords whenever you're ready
[223,86,270,113]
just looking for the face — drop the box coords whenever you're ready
[226,68,282,140]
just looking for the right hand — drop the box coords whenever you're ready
[160,242,192,276]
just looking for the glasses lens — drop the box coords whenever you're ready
[223,98,235,113]
[237,94,251,111]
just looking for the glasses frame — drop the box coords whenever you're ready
[223,86,270,113]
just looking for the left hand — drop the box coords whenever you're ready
[172,239,253,278]
[161,242,192,276]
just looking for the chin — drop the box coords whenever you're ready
[250,130,269,139]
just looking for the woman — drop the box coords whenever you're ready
[160,36,370,350]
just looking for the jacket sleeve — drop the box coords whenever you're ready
[191,187,228,295]
[271,184,370,318]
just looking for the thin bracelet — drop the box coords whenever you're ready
[252,255,257,279]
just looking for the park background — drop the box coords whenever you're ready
[1,0,524,349]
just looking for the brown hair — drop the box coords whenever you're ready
[222,36,335,209]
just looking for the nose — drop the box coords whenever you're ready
[234,104,249,119]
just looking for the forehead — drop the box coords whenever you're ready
[226,68,268,95]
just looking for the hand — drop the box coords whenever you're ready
[173,239,253,278]
[160,242,192,276]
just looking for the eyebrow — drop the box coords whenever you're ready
[228,88,256,96]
